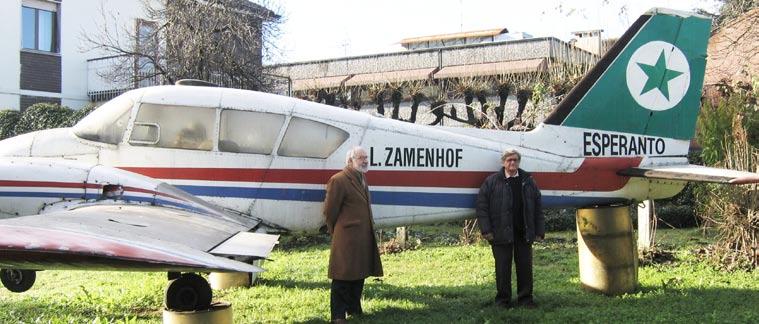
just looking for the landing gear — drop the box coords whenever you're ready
[164,273,212,311]
[0,269,36,293]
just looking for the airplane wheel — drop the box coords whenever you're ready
[164,273,212,311]
[0,269,36,293]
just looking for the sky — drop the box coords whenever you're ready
[269,0,722,64]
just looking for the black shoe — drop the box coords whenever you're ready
[347,310,363,318]
[518,300,537,308]
[495,300,513,308]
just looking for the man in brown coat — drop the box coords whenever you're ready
[323,146,383,322]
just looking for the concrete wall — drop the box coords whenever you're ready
[0,1,23,110]
[61,0,148,109]
[271,37,595,81]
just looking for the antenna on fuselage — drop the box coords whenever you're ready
[175,79,219,87]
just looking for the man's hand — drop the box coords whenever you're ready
[482,233,494,241]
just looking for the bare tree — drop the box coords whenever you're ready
[83,0,281,91]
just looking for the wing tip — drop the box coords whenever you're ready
[728,176,759,185]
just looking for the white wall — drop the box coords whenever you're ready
[60,0,147,109]
[0,0,22,110]
[0,0,151,110]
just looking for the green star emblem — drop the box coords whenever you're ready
[636,50,684,99]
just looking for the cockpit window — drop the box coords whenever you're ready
[219,109,285,154]
[129,103,216,151]
[73,95,133,144]
[277,117,348,159]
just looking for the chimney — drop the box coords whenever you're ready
[571,29,603,55]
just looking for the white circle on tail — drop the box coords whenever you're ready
[626,41,690,111]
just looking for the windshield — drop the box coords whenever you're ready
[73,95,134,144]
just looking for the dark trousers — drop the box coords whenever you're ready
[491,240,533,305]
[330,279,364,320]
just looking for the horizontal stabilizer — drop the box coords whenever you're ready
[210,232,279,259]
[619,165,759,184]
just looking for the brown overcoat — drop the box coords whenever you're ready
[323,166,383,280]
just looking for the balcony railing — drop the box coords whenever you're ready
[87,55,169,102]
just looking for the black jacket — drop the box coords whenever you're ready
[476,168,544,244]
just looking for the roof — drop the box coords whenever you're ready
[344,68,437,87]
[400,28,509,45]
[433,59,547,79]
[292,75,351,91]
[223,0,279,19]
[571,29,604,36]
[704,8,759,86]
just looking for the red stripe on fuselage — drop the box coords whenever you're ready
[532,157,642,191]
[120,157,642,192]
[0,181,182,201]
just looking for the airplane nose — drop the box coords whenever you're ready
[0,128,99,158]
[0,132,34,157]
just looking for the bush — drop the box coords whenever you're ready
[695,81,758,270]
[656,204,698,228]
[544,208,576,232]
[68,103,98,126]
[14,103,74,135]
[0,110,21,140]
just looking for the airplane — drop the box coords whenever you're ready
[0,7,757,312]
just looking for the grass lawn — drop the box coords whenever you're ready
[1,228,757,323]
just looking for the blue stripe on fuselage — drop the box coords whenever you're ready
[175,185,627,208]
[0,188,627,209]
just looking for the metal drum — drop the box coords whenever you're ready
[576,206,638,295]
[163,302,232,324]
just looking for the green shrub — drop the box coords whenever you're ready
[656,204,698,228]
[697,90,759,164]
[68,103,98,126]
[14,103,74,135]
[0,110,21,140]
[695,81,758,270]
[544,208,575,232]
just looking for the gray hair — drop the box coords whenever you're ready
[500,149,521,162]
[345,146,367,165]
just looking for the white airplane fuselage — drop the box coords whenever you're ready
[0,86,687,233]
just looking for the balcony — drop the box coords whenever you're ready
[87,55,168,102]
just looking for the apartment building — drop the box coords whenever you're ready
[0,0,148,110]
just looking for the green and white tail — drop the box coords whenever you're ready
[543,8,712,141]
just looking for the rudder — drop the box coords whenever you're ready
[543,8,712,141]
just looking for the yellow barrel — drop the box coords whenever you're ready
[163,302,232,324]
[210,260,262,290]
[209,272,251,290]
[576,206,638,295]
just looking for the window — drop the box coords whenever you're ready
[277,117,348,159]
[129,103,216,151]
[21,5,57,52]
[219,110,285,154]
[73,95,134,145]
[135,19,158,86]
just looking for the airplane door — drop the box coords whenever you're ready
[263,115,362,231]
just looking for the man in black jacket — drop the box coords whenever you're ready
[477,149,544,308]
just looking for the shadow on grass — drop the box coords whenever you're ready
[3,277,757,323]
[288,280,759,323]
[258,278,330,290]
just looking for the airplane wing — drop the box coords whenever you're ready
[0,204,278,273]
[619,165,759,185]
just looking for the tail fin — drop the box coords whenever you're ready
[544,8,712,141]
